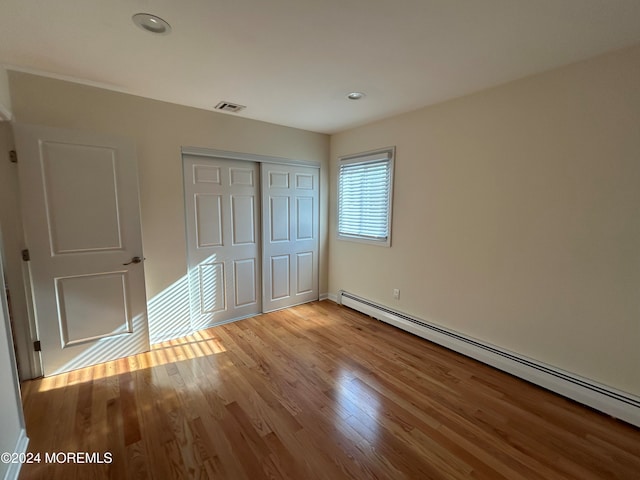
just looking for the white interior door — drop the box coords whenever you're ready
[15,124,149,376]
[261,163,319,312]
[183,156,261,329]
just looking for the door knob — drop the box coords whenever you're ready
[123,256,143,265]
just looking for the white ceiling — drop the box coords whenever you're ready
[1,0,640,134]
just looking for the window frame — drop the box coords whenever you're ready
[337,146,395,247]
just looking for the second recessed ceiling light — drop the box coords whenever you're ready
[347,92,366,100]
[132,13,172,35]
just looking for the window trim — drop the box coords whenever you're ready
[337,146,395,247]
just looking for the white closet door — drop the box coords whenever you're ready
[261,163,319,312]
[183,156,261,329]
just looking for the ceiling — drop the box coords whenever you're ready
[1,1,640,134]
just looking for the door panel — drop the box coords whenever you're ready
[184,156,261,329]
[193,164,221,183]
[296,252,314,294]
[231,196,255,245]
[199,262,225,313]
[270,196,290,242]
[196,194,223,247]
[230,167,254,186]
[295,172,314,190]
[234,258,257,307]
[16,124,149,376]
[269,171,289,188]
[296,197,314,240]
[56,272,132,345]
[262,163,319,312]
[270,255,291,300]
[42,142,123,254]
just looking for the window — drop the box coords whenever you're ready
[337,147,394,246]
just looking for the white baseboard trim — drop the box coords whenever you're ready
[4,428,28,480]
[337,290,640,428]
[320,293,337,302]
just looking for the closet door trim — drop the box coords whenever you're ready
[182,146,320,168]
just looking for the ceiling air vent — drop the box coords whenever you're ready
[214,101,246,113]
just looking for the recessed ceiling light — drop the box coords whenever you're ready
[132,13,172,35]
[347,92,366,100]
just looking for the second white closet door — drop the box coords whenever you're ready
[261,163,319,312]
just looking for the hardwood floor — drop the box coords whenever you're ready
[19,301,640,479]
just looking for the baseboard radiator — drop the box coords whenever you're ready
[337,290,640,428]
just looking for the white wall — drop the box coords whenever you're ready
[0,227,28,480]
[329,44,640,396]
[7,72,329,349]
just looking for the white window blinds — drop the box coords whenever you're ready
[338,148,394,246]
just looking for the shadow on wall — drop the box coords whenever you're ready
[147,274,192,344]
[149,252,221,343]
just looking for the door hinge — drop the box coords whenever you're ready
[9,150,17,163]
[21,249,30,261]
[33,340,41,352]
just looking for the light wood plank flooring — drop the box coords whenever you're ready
[19,301,640,479]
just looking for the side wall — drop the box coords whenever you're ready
[329,44,640,396]
[7,72,329,347]
[0,227,28,480]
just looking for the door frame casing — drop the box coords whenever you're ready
[0,121,41,380]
